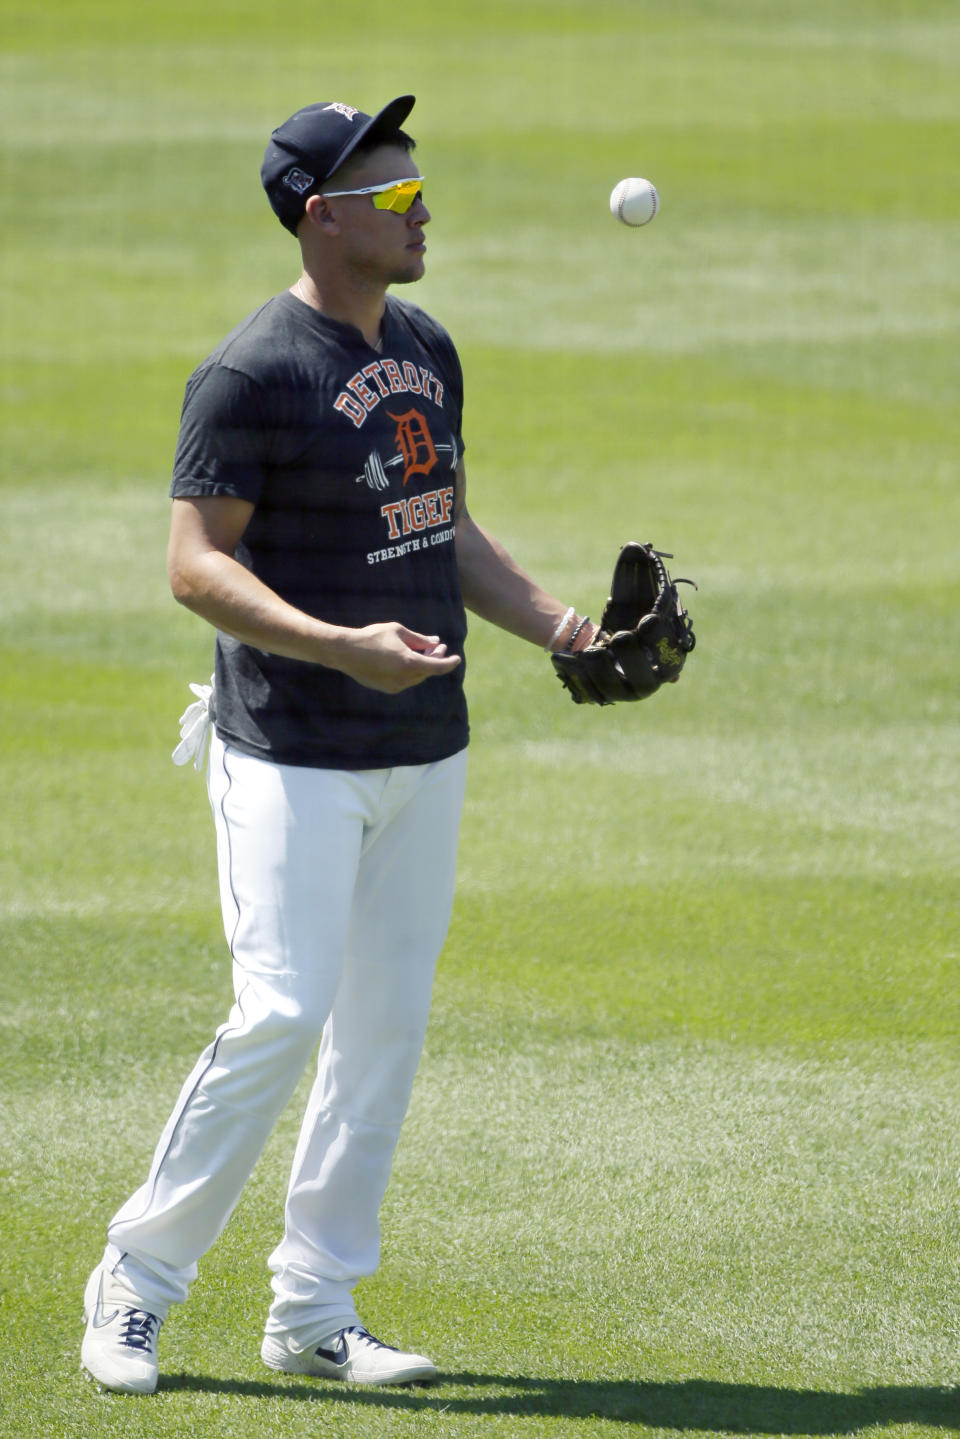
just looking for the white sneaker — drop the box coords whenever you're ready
[80,1266,162,1394]
[261,1325,437,1386]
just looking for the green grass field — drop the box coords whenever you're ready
[2,2,959,1436]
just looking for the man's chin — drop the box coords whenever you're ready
[390,257,426,285]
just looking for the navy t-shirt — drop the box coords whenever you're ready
[170,291,469,769]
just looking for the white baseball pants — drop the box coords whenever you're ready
[101,732,467,1348]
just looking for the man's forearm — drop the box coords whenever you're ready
[170,547,460,693]
[171,548,343,664]
[455,515,584,649]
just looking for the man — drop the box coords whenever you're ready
[81,95,597,1395]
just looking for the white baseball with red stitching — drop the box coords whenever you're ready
[610,177,659,226]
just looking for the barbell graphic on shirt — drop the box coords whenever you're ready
[355,418,458,490]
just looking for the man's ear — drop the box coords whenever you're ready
[304,193,339,234]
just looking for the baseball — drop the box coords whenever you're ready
[610,177,659,227]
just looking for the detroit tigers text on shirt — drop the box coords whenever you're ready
[333,358,444,428]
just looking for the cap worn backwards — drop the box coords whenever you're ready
[261,96,416,234]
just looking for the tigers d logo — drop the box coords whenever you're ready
[388,407,438,485]
[282,167,314,195]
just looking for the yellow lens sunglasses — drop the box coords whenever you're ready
[322,176,425,214]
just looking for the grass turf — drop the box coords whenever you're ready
[1,1,958,1436]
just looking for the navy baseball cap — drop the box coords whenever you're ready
[261,95,416,233]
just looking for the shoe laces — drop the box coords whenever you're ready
[344,1326,396,1354]
[120,1309,160,1352]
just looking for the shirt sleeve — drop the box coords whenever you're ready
[426,320,465,455]
[441,334,466,457]
[170,362,273,503]
[392,301,466,456]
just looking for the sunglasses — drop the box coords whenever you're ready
[322,176,425,214]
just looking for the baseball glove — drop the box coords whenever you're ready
[551,542,696,705]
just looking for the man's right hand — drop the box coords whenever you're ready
[331,623,461,694]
